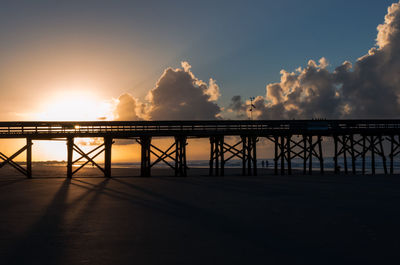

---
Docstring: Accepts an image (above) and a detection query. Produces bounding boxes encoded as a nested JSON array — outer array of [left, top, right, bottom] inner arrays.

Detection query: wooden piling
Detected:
[[308, 136, 313, 175], [253, 137, 257, 176], [274, 136, 278, 175], [140, 136, 151, 177], [343, 136, 348, 175], [242, 136, 247, 176], [303, 135, 307, 175], [362, 135, 366, 175], [318, 136, 323, 174], [371, 136, 375, 175], [334, 135, 338, 174], [209, 137, 214, 176], [67, 137, 74, 178], [104, 136, 112, 178], [350, 134, 356, 175], [26, 138, 32, 178], [390, 135, 394, 175], [280, 136, 285, 175], [220, 136, 224, 176], [379, 136, 387, 175], [287, 135, 292, 175]]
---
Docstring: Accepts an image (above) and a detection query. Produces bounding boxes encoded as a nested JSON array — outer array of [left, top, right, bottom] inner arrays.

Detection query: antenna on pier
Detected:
[[249, 97, 256, 120]]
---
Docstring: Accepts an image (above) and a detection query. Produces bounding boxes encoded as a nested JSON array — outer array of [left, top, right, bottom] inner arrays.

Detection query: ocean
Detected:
[[35, 156, 400, 174]]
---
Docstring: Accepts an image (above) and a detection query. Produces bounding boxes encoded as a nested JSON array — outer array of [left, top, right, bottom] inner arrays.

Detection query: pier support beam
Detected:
[[305, 135, 323, 175], [286, 135, 291, 175], [242, 136, 257, 176], [280, 136, 285, 175], [242, 137, 247, 176], [274, 136, 278, 175], [350, 135, 356, 175], [26, 138, 32, 178], [252, 136, 257, 176], [271, 135, 285, 175], [379, 136, 388, 175], [362, 135, 366, 174], [318, 136, 324, 174], [388, 135, 400, 174], [139, 136, 151, 177], [333, 135, 338, 174], [104, 136, 113, 178], [303, 135, 307, 175], [67, 137, 73, 178], [209, 136, 224, 176], [174, 136, 187, 177], [371, 136, 376, 175]]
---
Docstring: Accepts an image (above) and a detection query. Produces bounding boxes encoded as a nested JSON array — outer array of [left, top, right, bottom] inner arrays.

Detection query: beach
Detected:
[[1, 165, 400, 264]]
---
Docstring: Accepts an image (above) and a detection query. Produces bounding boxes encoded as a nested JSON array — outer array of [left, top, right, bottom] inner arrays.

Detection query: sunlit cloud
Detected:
[[114, 61, 221, 121], [113, 93, 147, 121]]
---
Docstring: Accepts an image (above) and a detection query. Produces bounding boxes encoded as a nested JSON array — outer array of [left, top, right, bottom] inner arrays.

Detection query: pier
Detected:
[[0, 120, 400, 178]]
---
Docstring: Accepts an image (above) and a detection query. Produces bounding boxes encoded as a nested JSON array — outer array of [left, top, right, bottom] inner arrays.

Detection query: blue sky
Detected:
[[0, 0, 396, 117]]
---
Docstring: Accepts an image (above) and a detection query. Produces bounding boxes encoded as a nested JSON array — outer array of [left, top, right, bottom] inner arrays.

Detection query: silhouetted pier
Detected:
[[1, 120, 400, 178]]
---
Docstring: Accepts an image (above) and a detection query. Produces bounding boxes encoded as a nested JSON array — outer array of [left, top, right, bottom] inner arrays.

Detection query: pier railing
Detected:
[[0, 120, 400, 137]]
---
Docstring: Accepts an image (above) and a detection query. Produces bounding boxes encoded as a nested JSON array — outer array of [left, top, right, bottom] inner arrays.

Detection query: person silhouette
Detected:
[[261, 160, 265, 168]]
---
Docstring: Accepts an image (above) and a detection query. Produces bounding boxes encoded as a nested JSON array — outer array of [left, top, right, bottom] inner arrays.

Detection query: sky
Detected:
[[0, 0, 396, 121], [0, 0, 399, 161]]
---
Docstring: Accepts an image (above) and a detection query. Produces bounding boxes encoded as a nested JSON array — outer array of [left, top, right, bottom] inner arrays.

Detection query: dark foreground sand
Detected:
[[1, 166, 400, 265]]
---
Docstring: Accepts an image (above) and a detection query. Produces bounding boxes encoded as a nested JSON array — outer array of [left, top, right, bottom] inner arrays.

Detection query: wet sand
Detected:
[[1, 165, 400, 264]]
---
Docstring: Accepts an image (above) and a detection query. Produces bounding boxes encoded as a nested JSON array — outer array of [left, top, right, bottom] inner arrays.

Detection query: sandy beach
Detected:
[[1, 165, 400, 264]]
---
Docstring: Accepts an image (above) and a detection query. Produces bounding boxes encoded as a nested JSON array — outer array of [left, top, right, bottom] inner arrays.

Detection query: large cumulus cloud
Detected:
[[229, 1, 400, 119], [114, 62, 221, 120], [147, 62, 221, 120]]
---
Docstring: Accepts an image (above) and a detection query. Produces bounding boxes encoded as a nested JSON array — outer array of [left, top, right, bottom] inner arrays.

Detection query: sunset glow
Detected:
[[36, 90, 114, 121]]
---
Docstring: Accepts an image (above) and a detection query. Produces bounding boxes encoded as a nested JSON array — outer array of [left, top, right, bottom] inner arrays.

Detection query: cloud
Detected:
[[147, 61, 221, 120], [376, 2, 400, 49], [228, 58, 341, 119], [204, 78, 221, 102], [113, 61, 221, 121], [228, 95, 247, 118], [229, 1, 400, 119], [113, 93, 145, 121]]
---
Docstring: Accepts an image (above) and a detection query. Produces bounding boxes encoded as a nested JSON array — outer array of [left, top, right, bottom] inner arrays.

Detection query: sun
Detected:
[[36, 89, 114, 121]]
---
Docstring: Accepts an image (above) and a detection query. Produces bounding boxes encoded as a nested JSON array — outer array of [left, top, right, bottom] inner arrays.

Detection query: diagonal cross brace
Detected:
[[0, 141, 32, 177], [150, 142, 176, 169], [0, 152, 28, 176], [73, 143, 105, 164], [70, 140, 114, 177], [0, 144, 28, 168], [223, 141, 244, 161]]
